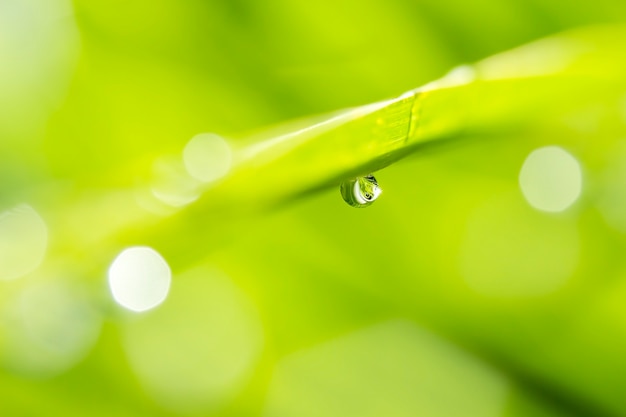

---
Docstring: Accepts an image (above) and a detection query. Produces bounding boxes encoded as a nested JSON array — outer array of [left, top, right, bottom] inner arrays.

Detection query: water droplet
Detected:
[[340, 174, 382, 208]]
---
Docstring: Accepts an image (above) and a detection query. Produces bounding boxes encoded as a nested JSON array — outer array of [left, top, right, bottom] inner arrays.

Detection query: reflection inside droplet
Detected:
[[0, 204, 48, 281], [519, 146, 582, 213], [108, 247, 171, 312], [340, 174, 382, 208], [183, 133, 233, 183]]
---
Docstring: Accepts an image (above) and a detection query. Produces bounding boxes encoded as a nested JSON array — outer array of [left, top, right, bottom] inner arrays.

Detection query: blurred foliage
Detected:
[[2, 0, 626, 416]]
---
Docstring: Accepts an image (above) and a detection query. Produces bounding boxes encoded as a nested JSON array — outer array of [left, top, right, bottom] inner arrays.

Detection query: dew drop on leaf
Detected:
[[340, 174, 382, 208]]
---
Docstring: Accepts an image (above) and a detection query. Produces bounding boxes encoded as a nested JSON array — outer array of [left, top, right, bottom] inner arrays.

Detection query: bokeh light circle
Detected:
[[183, 133, 233, 182], [0, 204, 48, 281], [108, 247, 171, 312], [519, 146, 582, 212], [122, 267, 263, 413], [0, 281, 102, 377]]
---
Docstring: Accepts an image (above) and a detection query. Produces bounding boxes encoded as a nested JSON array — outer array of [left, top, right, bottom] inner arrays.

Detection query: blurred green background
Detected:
[[2, 0, 626, 416]]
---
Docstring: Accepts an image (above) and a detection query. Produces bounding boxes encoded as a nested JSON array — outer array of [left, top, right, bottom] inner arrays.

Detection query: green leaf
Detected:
[[121, 25, 626, 263]]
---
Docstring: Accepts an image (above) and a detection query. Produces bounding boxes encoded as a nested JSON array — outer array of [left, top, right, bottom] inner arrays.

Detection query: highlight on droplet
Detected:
[[108, 246, 171, 312], [0, 204, 48, 281], [519, 146, 582, 212], [183, 133, 233, 182]]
